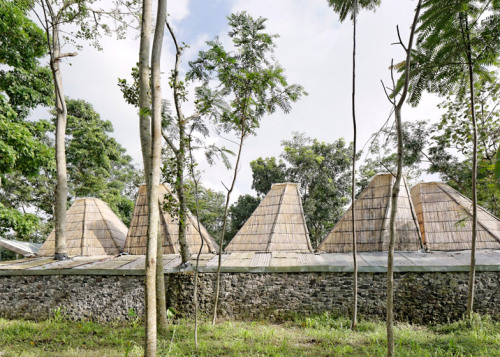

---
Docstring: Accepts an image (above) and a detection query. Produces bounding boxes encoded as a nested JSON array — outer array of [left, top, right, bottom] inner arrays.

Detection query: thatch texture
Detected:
[[124, 184, 218, 255], [37, 198, 127, 257], [317, 173, 423, 253], [411, 182, 500, 250], [225, 183, 313, 252]]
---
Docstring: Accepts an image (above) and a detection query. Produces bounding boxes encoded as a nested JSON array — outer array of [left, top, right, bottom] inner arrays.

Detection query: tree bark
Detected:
[[156, 217, 168, 331], [176, 142, 190, 263], [139, 0, 155, 354], [213, 121, 246, 325], [386, 2, 422, 356], [166, 19, 191, 265], [463, 13, 478, 321], [51, 21, 68, 261], [350, 0, 358, 331], [139, 0, 153, 183], [188, 137, 204, 348], [40, 0, 69, 261]]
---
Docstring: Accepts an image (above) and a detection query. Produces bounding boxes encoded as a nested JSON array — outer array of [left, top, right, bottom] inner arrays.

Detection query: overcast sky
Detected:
[[37, 0, 444, 199]]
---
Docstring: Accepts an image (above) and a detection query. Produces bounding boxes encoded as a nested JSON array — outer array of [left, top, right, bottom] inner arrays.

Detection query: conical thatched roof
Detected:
[[124, 184, 218, 255], [317, 173, 423, 253], [411, 182, 500, 251], [225, 183, 313, 252], [37, 198, 127, 257]]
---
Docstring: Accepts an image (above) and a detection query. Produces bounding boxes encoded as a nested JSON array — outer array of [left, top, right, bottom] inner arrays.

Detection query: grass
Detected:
[[0, 313, 499, 356]]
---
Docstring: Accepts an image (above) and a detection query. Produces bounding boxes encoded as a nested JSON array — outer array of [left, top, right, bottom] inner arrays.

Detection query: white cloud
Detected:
[[193, 0, 444, 197], [35, 0, 444, 200]]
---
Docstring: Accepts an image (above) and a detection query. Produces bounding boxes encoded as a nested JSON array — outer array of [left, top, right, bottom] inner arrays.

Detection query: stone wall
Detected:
[[0, 275, 145, 322], [0, 272, 498, 324]]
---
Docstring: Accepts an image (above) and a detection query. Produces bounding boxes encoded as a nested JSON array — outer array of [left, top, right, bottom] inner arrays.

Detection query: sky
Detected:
[[35, 0, 444, 200]]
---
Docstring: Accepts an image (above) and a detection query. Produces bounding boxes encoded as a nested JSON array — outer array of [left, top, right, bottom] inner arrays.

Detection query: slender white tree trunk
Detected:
[[139, 0, 153, 181], [350, 0, 358, 330], [386, 3, 422, 356], [463, 14, 478, 320], [50, 21, 68, 261], [213, 122, 246, 325], [138, 0, 155, 354], [165, 19, 191, 264], [156, 218, 168, 330]]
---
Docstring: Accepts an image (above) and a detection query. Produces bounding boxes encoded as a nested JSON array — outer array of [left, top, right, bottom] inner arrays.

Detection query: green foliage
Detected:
[[406, 0, 500, 105], [426, 78, 500, 215], [36, 0, 131, 52], [250, 133, 353, 247], [327, 0, 380, 22], [117, 66, 140, 107], [226, 194, 262, 244], [365, 77, 500, 215], [0, 1, 47, 70], [282, 133, 353, 247], [188, 12, 306, 137], [250, 157, 287, 197], [0, 98, 139, 241], [185, 180, 226, 239], [63, 99, 138, 225], [0, 1, 53, 241], [359, 120, 428, 190], [0, 202, 40, 239], [0, 98, 53, 178]]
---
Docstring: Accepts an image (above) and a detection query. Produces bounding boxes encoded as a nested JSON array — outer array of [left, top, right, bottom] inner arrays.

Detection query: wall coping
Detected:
[[0, 250, 499, 275]]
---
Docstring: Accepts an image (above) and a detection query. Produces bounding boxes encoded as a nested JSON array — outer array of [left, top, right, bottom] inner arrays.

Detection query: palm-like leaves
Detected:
[[327, 0, 380, 21], [406, 0, 500, 104]]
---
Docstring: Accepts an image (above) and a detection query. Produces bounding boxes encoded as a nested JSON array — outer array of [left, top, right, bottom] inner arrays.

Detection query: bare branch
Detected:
[[162, 131, 179, 154], [396, 25, 408, 53], [55, 52, 78, 61], [380, 79, 395, 105]]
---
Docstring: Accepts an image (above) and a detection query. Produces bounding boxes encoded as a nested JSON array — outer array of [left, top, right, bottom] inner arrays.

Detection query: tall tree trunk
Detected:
[[176, 139, 190, 264], [213, 122, 246, 325], [386, 2, 422, 356], [139, 0, 153, 182], [188, 136, 204, 348], [39, 0, 75, 261], [51, 21, 68, 261], [139, 0, 154, 354], [350, 0, 358, 330], [156, 218, 168, 331], [166, 19, 190, 265], [463, 13, 478, 320]]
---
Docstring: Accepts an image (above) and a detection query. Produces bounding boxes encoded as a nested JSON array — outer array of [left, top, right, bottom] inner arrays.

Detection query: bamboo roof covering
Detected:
[[2, 250, 500, 274], [317, 173, 423, 253], [0, 238, 41, 257], [123, 184, 218, 255], [411, 182, 500, 251], [37, 198, 127, 257], [225, 183, 313, 253]]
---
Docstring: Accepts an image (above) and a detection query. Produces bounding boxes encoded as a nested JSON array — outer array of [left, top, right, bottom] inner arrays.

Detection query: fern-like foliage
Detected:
[[405, 0, 500, 105]]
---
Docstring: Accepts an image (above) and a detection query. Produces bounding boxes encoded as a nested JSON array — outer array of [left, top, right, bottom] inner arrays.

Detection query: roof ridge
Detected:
[[266, 183, 288, 251]]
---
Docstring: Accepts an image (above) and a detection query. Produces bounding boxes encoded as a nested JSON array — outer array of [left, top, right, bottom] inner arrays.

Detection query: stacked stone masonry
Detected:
[[0, 272, 498, 324]]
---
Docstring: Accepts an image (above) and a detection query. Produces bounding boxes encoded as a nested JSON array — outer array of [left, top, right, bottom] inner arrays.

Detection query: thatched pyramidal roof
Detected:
[[411, 182, 500, 250], [225, 183, 313, 252], [124, 184, 218, 255], [317, 173, 423, 253], [37, 198, 127, 257]]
